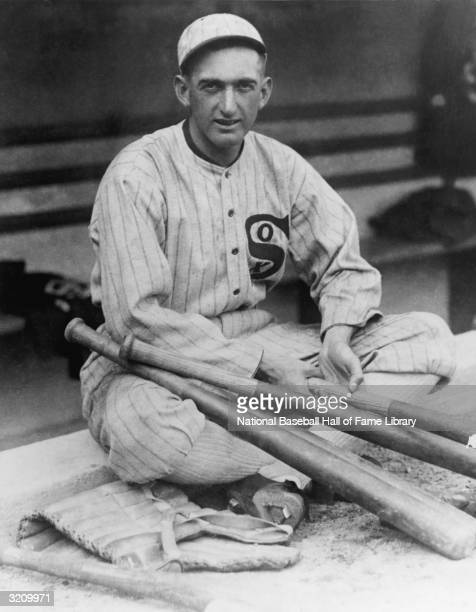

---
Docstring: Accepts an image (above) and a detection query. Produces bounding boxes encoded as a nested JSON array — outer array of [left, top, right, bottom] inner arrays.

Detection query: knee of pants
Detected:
[[406, 311, 454, 344], [403, 311, 456, 377], [100, 374, 205, 484]]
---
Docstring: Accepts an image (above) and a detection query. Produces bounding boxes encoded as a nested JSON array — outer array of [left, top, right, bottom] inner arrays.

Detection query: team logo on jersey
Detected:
[[245, 214, 290, 280]]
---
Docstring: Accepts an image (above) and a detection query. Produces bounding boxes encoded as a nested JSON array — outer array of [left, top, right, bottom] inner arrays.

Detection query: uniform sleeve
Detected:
[[91, 161, 263, 377], [287, 155, 382, 337]]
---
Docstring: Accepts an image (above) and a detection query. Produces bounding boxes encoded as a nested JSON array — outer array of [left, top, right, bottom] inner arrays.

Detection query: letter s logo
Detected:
[[245, 214, 289, 280]]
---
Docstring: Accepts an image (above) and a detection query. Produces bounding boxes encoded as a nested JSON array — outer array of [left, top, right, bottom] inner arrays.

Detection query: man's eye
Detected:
[[203, 83, 219, 92], [237, 83, 254, 92]]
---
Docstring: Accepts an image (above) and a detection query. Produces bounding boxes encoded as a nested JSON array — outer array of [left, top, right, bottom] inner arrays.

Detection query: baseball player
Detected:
[[80, 14, 456, 502]]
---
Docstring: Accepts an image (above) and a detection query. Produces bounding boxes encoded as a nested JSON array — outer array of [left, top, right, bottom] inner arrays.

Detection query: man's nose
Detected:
[[220, 87, 237, 116]]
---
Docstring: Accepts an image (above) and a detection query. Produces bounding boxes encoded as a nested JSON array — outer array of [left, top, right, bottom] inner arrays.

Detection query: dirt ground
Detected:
[[2, 441, 476, 612]]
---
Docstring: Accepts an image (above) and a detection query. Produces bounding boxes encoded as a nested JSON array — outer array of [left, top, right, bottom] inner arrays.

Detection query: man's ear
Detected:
[[258, 76, 273, 110], [174, 74, 190, 108]]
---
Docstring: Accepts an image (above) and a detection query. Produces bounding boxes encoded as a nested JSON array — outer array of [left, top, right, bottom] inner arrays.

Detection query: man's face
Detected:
[[175, 45, 272, 165]]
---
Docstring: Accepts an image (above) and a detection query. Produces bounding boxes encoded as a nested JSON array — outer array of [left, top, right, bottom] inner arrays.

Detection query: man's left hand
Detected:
[[318, 325, 363, 392]]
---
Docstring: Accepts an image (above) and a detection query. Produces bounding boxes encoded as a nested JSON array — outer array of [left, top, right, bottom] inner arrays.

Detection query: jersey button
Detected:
[[224, 170, 231, 178], [228, 209, 235, 217], [233, 288, 240, 296], [231, 248, 239, 255]]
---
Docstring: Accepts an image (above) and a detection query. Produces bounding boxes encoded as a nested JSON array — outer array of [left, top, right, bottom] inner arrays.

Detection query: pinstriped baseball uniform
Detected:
[[80, 120, 456, 484]]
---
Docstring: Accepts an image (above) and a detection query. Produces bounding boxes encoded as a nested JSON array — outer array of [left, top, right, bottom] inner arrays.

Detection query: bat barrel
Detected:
[[389, 399, 470, 444], [337, 387, 472, 445]]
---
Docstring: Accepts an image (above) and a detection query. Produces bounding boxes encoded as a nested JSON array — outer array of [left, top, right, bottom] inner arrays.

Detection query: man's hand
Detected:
[[319, 325, 363, 392], [256, 352, 321, 386]]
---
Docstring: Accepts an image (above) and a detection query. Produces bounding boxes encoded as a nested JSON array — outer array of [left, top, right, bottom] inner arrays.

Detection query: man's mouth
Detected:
[[214, 119, 240, 127]]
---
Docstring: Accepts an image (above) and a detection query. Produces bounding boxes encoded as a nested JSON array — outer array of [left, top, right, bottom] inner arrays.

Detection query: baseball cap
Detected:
[[177, 13, 266, 69]]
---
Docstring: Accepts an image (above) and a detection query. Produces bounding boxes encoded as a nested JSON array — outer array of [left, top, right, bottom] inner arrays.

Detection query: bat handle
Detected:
[[120, 333, 260, 396]]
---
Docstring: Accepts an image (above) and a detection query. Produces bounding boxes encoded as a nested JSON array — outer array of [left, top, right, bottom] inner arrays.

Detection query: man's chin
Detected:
[[210, 133, 244, 152]]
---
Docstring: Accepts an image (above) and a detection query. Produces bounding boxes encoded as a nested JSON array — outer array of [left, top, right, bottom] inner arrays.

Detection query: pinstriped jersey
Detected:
[[88, 121, 382, 378]]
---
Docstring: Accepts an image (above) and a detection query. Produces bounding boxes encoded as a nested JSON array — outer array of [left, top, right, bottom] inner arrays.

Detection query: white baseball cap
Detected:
[[177, 13, 266, 69]]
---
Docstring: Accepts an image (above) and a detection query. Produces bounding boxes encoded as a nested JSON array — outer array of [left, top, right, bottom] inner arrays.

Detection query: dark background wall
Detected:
[[1, 0, 436, 140]]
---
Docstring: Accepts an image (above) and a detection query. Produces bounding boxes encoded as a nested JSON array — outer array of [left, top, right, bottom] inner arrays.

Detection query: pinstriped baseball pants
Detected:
[[80, 311, 456, 485]]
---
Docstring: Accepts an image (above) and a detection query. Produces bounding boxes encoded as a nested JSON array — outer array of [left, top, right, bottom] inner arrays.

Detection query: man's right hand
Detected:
[[256, 352, 321, 386]]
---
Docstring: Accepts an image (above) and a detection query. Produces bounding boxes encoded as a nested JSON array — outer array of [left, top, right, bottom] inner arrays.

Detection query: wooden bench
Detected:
[[0, 97, 428, 234], [1, 97, 476, 329]]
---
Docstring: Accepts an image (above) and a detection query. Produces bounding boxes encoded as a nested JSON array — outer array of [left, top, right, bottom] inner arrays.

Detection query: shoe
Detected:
[[227, 474, 306, 529]]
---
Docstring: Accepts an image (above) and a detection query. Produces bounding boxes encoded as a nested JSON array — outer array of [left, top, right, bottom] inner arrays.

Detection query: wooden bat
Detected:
[[0, 545, 253, 612], [119, 333, 476, 480], [65, 319, 476, 559], [120, 334, 475, 445]]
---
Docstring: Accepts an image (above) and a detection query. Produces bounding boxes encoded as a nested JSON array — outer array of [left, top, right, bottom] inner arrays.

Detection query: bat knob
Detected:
[[64, 317, 85, 343]]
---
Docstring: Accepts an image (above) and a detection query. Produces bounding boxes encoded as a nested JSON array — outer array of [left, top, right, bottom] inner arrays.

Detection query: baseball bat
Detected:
[[120, 334, 474, 445], [0, 545, 254, 612], [65, 319, 476, 559], [119, 333, 476, 479]]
